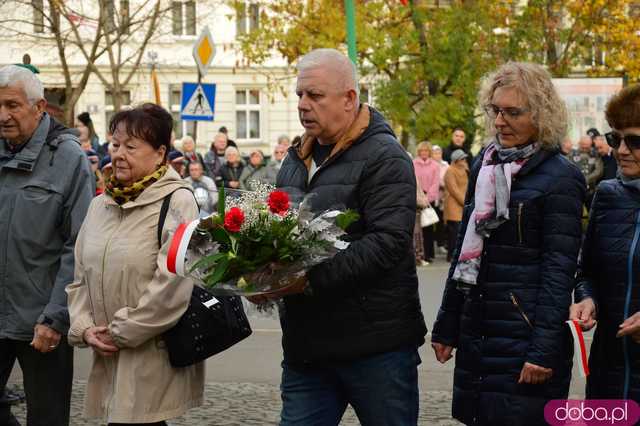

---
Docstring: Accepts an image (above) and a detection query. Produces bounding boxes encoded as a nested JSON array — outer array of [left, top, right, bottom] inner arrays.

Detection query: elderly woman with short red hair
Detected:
[[66, 103, 204, 425]]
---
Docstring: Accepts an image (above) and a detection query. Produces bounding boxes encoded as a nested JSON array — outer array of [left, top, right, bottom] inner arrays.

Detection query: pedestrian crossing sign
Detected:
[[180, 82, 216, 121]]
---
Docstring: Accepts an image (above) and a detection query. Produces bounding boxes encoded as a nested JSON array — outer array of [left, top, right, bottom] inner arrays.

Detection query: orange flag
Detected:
[[151, 67, 161, 106]]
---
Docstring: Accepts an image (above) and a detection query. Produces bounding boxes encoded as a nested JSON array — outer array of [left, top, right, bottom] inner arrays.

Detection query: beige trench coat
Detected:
[[66, 167, 204, 423], [443, 162, 469, 223]]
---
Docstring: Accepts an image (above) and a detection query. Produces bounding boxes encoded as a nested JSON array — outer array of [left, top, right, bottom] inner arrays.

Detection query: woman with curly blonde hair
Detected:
[[432, 62, 586, 425]]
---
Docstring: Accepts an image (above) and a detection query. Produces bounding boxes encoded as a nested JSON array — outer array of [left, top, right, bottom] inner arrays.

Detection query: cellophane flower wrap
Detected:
[[167, 183, 359, 296]]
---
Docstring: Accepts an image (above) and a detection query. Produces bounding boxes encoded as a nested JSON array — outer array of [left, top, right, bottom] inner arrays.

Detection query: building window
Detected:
[[105, 90, 131, 128], [33, 0, 45, 33], [102, 0, 116, 33], [169, 84, 195, 139], [172, 1, 196, 36], [425, 0, 452, 7], [235, 89, 261, 141], [582, 44, 606, 67], [120, 0, 130, 34], [44, 88, 67, 124], [236, 2, 259, 36]]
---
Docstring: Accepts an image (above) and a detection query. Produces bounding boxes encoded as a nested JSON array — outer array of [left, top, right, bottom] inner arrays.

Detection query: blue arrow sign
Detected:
[[181, 82, 216, 121]]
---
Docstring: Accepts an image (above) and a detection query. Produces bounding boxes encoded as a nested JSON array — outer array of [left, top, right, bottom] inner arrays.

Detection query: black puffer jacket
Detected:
[[276, 107, 427, 364], [574, 179, 640, 401], [432, 147, 585, 426]]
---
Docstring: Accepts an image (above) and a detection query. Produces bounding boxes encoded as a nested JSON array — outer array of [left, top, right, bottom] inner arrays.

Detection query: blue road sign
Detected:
[[181, 82, 216, 121]]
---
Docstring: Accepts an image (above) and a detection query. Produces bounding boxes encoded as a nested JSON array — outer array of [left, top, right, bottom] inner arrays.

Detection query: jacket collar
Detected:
[[0, 113, 50, 173], [516, 146, 558, 177], [103, 166, 192, 209], [294, 104, 371, 172]]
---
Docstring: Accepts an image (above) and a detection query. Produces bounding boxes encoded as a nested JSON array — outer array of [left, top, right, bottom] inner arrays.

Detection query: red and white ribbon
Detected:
[[566, 319, 590, 377], [167, 219, 199, 276]]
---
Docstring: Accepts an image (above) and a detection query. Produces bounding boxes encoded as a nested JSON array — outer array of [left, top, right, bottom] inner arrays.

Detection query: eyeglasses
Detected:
[[605, 132, 640, 150], [483, 104, 530, 120]]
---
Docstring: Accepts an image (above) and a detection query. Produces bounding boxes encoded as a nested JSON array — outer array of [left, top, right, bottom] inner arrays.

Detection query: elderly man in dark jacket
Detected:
[[0, 65, 93, 426], [273, 48, 427, 426]]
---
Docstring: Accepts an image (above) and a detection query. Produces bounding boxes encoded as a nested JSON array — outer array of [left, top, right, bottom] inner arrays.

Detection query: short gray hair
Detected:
[[0, 65, 44, 104], [297, 48, 360, 98], [224, 146, 240, 160]]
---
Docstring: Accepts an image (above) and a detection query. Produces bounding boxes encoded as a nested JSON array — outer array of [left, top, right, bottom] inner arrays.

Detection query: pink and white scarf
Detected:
[[452, 141, 539, 287]]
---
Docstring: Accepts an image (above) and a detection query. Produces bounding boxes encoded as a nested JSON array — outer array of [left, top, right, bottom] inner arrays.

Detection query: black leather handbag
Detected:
[[158, 190, 252, 367]]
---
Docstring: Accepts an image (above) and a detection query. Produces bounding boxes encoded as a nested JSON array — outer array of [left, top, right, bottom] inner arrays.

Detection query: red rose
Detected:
[[224, 207, 245, 233], [267, 191, 290, 215]]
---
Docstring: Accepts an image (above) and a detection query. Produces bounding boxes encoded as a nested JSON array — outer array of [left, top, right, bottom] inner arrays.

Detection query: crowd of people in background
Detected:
[[73, 107, 624, 270], [72, 95, 638, 274], [70, 111, 294, 215], [4, 47, 640, 426], [411, 129, 472, 266]]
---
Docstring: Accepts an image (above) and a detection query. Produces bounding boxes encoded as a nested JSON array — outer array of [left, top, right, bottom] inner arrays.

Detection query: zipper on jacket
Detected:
[[623, 210, 640, 399], [308, 149, 348, 189], [103, 208, 125, 422], [100, 207, 124, 324], [509, 292, 534, 330], [517, 202, 524, 244]]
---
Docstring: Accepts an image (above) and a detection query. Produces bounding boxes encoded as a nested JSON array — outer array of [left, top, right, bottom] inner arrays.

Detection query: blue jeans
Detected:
[[280, 346, 420, 426]]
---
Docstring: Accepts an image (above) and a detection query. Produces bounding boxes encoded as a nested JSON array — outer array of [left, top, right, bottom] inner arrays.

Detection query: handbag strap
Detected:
[[157, 188, 198, 247]]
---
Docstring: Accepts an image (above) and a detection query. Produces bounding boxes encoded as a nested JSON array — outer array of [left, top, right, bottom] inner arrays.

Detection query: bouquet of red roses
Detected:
[[167, 183, 358, 296]]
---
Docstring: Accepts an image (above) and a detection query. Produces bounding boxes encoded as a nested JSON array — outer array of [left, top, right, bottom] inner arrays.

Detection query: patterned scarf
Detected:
[[105, 165, 168, 205], [452, 140, 539, 288]]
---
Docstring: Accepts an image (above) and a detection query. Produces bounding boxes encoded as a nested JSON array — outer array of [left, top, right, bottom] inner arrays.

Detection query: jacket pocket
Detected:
[[509, 291, 534, 330], [13, 183, 63, 245]]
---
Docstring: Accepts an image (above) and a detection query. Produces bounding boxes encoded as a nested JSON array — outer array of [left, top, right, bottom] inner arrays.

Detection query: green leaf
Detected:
[[211, 227, 231, 247], [189, 252, 227, 273], [205, 255, 231, 287], [336, 210, 360, 231], [217, 184, 225, 218]]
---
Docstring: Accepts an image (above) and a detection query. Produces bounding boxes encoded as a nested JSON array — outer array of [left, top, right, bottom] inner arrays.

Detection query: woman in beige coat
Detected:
[[66, 104, 204, 425], [443, 149, 469, 262]]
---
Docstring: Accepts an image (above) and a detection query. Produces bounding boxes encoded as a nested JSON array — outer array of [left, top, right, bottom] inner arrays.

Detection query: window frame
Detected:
[[171, 0, 197, 38], [32, 0, 45, 33], [104, 89, 132, 129], [236, 1, 260, 37], [169, 84, 195, 139], [234, 88, 263, 143]]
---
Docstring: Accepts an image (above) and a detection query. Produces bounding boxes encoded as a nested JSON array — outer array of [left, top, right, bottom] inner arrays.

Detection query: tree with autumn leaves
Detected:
[[232, 0, 640, 145], [0, 0, 172, 125]]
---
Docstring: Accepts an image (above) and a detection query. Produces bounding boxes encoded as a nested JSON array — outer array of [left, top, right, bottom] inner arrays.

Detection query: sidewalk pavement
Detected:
[[9, 381, 462, 426], [7, 259, 587, 425]]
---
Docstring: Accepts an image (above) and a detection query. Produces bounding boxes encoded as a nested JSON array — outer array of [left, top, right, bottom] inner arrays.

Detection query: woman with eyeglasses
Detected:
[[571, 84, 640, 402], [431, 62, 585, 426]]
